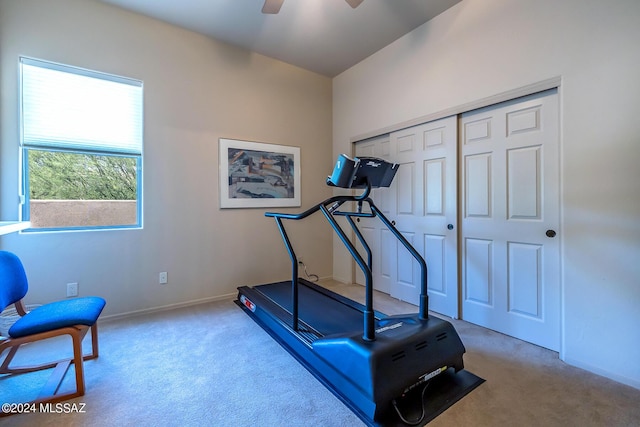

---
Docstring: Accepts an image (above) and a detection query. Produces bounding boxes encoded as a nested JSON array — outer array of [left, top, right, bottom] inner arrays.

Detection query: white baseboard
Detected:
[[326, 275, 350, 285], [564, 356, 640, 390], [99, 277, 341, 323], [100, 293, 236, 323]]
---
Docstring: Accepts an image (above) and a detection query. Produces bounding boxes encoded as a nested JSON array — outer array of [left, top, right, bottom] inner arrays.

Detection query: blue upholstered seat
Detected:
[[9, 296, 106, 338]]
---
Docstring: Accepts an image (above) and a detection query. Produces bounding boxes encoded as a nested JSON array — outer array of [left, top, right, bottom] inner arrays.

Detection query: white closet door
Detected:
[[460, 89, 560, 351], [387, 116, 458, 316], [354, 117, 458, 317]]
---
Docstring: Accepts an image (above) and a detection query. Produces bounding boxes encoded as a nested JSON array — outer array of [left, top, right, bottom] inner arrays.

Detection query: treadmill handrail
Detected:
[[265, 184, 371, 221], [265, 182, 429, 342], [318, 202, 375, 341], [332, 200, 429, 321]]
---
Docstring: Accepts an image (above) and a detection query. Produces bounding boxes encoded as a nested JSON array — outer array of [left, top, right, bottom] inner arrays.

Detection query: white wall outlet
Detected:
[[159, 272, 168, 284], [67, 282, 78, 297]]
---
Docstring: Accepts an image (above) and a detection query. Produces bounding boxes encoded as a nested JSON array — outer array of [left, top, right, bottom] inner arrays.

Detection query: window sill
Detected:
[[0, 221, 31, 236]]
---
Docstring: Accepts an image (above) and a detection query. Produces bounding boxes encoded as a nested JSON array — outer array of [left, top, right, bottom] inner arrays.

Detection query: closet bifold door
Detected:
[[356, 116, 458, 318], [459, 89, 560, 351]]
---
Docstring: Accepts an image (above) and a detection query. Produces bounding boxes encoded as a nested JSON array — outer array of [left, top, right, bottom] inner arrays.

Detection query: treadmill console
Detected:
[[327, 154, 399, 189]]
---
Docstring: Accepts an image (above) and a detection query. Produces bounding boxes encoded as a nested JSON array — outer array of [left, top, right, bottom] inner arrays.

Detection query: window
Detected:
[[20, 57, 143, 231]]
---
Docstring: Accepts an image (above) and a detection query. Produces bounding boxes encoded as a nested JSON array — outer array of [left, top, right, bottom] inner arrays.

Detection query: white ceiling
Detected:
[[97, 0, 462, 77]]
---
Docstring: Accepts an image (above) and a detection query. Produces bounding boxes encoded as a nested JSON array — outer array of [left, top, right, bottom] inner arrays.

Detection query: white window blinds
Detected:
[[21, 57, 143, 155]]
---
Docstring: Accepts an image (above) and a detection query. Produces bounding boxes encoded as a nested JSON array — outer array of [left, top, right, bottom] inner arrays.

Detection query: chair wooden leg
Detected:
[[84, 322, 100, 361], [0, 344, 21, 372], [37, 359, 72, 400], [72, 327, 86, 397], [33, 328, 86, 405], [0, 323, 98, 413]]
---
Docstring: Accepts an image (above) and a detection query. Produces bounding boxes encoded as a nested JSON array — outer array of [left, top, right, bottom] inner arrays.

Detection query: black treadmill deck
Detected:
[[253, 279, 384, 337]]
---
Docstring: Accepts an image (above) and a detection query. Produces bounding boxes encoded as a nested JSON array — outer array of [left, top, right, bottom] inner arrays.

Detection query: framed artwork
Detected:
[[219, 138, 301, 208]]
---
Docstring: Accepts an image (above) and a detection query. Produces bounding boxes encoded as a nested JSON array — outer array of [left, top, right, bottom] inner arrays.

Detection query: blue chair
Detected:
[[0, 251, 106, 410]]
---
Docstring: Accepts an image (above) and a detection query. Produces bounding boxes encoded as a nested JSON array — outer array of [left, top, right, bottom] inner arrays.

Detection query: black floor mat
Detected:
[[376, 369, 485, 426]]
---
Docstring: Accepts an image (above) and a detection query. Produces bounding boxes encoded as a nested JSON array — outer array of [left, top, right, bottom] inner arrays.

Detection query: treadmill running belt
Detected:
[[255, 281, 367, 336]]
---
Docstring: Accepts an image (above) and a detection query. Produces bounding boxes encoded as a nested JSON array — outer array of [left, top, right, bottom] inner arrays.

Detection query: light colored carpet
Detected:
[[1, 281, 639, 426]]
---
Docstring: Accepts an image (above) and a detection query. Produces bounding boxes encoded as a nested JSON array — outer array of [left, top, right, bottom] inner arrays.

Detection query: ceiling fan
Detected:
[[262, 0, 364, 14]]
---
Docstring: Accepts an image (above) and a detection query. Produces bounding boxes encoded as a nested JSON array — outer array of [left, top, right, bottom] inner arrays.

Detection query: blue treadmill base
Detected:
[[236, 279, 484, 426]]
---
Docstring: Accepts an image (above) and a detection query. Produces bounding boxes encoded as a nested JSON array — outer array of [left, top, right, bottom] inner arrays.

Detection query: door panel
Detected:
[[424, 234, 446, 294], [396, 162, 415, 215], [465, 153, 492, 217], [464, 238, 493, 305], [396, 231, 417, 302], [507, 242, 542, 317], [378, 229, 393, 294], [425, 159, 445, 215], [507, 146, 541, 219]]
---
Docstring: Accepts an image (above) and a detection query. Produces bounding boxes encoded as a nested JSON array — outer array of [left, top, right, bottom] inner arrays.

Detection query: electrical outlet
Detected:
[[67, 282, 78, 297], [159, 272, 168, 284]]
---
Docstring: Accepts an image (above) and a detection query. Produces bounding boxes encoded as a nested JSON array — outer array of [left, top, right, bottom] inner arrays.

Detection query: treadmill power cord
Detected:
[[298, 260, 319, 282], [392, 381, 430, 426]]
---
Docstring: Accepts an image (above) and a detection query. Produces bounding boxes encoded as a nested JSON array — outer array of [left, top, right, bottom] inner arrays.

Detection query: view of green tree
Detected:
[[28, 150, 137, 200]]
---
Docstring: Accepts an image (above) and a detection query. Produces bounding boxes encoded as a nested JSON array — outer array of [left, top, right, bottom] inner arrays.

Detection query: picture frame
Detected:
[[219, 138, 301, 209]]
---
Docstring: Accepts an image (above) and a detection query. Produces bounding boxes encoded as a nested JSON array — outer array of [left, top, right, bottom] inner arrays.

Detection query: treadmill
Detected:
[[236, 155, 480, 426]]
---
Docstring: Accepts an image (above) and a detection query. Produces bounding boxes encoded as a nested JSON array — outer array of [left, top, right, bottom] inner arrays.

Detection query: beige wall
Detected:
[[333, 0, 640, 388], [0, 0, 334, 316]]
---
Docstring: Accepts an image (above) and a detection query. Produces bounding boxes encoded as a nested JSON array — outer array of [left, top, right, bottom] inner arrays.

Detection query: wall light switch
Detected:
[[159, 272, 168, 284]]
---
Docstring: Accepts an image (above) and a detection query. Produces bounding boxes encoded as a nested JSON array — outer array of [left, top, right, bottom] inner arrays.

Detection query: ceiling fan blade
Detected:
[[262, 0, 284, 14], [345, 0, 364, 8]]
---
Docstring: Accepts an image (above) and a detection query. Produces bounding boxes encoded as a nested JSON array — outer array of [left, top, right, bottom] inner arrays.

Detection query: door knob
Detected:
[[447, 224, 454, 230], [546, 229, 557, 238]]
